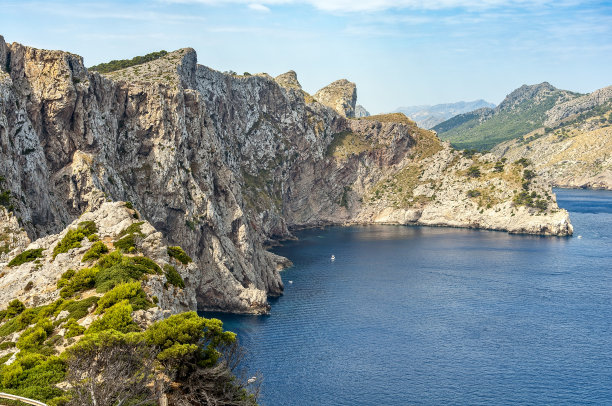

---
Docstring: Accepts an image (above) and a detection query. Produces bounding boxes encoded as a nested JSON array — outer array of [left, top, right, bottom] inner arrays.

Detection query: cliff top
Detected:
[[102, 47, 196, 86], [314, 78, 357, 118], [275, 70, 302, 90]]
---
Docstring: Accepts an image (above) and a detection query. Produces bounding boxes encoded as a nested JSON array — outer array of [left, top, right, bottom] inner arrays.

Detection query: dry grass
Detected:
[[326, 131, 380, 159], [367, 164, 432, 208]]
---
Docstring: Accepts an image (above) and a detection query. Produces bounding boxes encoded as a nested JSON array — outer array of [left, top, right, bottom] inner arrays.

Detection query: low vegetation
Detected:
[[167, 246, 192, 265], [89, 50, 168, 73], [81, 241, 108, 262], [434, 89, 577, 150], [164, 264, 185, 289], [8, 248, 44, 267], [53, 221, 98, 259], [0, 235, 256, 405], [326, 131, 376, 159]]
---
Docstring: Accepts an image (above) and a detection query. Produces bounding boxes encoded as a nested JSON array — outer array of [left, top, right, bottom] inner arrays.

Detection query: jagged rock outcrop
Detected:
[[0, 209, 30, 264], [0, 37, 573, 314], [544, 85, 612, 127], [275, 70, 301, 90], [314, 79, 357, 118], [354, 104, 370, 118]]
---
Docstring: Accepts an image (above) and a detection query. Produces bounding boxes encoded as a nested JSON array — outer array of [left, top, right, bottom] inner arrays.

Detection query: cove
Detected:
[[202, 188, 612, 405]]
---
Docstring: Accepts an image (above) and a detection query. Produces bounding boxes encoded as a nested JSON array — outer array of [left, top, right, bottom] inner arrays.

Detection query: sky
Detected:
[[1, 0, 611, 113]]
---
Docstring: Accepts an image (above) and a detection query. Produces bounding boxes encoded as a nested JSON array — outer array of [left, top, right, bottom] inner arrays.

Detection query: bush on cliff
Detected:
[[8, 248, 44, 267], [88, 50, 168, 73], [167, 246, 192, 265], [53, 221, 98, 259]]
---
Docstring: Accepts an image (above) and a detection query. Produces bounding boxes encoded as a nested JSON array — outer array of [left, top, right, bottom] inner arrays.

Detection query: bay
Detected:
[[203, 189, 612, 405]]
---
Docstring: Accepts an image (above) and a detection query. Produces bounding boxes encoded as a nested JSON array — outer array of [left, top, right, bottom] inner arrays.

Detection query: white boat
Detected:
[[331, 255, 335, 261], [288, 280, 293, 284]]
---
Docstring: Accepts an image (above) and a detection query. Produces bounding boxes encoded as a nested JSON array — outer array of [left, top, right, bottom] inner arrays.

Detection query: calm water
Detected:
[[203, 189, 612, 405]]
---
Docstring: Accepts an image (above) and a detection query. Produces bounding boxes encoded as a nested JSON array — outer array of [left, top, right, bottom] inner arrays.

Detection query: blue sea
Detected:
[[203, 189, 612, 405]]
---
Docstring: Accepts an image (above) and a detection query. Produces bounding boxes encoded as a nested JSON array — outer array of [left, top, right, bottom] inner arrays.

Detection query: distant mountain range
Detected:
[[394, 100, 495, 129], [432, 82, 582, 150]]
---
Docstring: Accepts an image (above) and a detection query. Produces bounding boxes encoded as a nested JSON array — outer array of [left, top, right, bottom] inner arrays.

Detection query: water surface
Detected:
[[204, 189, 612, 405]]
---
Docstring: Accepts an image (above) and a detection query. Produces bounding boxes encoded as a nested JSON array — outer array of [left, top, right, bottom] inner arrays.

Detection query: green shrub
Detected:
[[4, 299, 25, 319], [493, 161, 505, 172], [130, 256, 161, 274], [16, 320, 52, 351], [82, 241, 109, 262], [114, 234, 137, 252], [86, 301, 139, 334], [87, 234, 100, 242], [8, 248, 44, 267], [144, 312, 235, 366], [53, 222, 98, 259], [57, 297, 99, 321], [515, 157, 531, 167], [117, 222, 144, 239], [64, 319, 85, 338], [523, 169, 535, 180], [0, 352, 13, 365], [0, 354, 66, 403], [58, 267, 98, 298], [92, 252, 161, 293], [0, 341, 15, 350], [164, 264, 185, 289], [96, 282, 152, 314], [467, 190, 481, 198], [462, 149, 478, 158], [467, 166, 481, 178], [167, 246, 192, 265], [88, 50, 168, 73]]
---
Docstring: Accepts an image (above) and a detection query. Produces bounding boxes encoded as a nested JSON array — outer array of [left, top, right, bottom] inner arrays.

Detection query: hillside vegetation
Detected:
[[433, 83, 581, 151], [493, 101, 612, 189]]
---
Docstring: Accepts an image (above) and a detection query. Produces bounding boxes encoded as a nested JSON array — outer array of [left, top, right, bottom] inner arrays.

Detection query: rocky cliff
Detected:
[[0, 36, 572, 315]]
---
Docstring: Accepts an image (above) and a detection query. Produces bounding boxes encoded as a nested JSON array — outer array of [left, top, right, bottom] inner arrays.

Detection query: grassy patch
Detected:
[[326, 131, 377, 159]]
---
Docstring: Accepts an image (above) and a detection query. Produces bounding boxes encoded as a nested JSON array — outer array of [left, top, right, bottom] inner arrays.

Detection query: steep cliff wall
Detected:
[[0, 36, 573, 314]]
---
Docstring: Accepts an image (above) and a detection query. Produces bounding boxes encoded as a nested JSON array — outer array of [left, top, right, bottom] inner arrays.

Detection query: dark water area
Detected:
[[202, 189, 612, 405]]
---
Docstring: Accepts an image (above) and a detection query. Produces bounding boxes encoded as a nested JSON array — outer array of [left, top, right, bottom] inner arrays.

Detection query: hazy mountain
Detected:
[[394, 100, 495, 129]]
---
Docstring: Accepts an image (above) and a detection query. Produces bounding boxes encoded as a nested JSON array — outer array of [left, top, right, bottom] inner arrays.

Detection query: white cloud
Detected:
[[248, 3, 271, 11], [160, 0, 587, 12]]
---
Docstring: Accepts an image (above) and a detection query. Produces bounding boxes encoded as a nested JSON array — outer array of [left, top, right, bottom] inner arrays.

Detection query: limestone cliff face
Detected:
[[0, 36, 573, 314]]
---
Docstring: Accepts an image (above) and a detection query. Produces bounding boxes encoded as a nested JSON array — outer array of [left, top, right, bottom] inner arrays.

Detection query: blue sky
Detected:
[[1, 0, 610, 113]]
